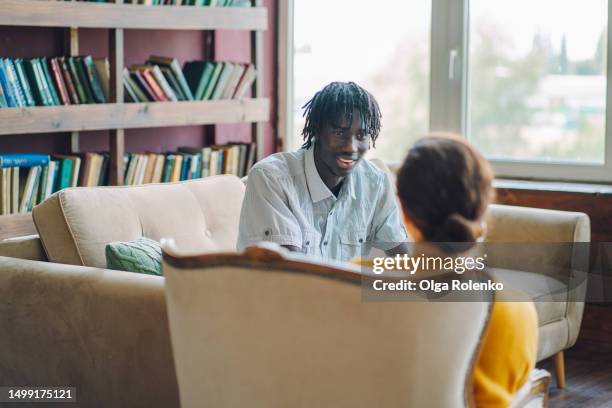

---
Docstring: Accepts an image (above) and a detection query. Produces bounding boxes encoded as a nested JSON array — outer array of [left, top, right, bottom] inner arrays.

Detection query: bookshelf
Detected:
[[0, 0, 269, 187]]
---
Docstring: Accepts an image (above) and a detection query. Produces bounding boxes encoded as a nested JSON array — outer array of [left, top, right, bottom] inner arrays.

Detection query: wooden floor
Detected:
[[542, 340, 612, 407]]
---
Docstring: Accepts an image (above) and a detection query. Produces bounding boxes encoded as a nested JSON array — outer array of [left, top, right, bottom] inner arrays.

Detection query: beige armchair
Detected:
[[485, 204, 590, 388], [162, 243, 549, 408]]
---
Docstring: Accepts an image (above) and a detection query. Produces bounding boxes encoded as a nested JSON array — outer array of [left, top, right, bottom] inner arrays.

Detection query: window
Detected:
[[469, 0, 607, 164], [288, 0, 431, 163], [283, 0, 612, 182]]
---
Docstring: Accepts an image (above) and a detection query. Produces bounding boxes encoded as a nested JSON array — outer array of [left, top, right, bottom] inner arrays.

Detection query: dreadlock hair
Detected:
[[301, 81, 382, 149]]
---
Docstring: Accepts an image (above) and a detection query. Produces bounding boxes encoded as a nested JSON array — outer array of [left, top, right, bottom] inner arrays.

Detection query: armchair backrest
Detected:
[[162, 245, 492, 408]]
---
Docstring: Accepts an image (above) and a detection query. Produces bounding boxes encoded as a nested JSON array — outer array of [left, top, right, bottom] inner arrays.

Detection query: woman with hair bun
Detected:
[[396, 134, 538, 407]]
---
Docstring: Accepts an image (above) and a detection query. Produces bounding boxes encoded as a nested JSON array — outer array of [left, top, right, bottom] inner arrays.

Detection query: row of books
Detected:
[[0, 154, 102, 215], [65, 0, 250, 5], [123, 143, 255, 185], [0, 56, 108, 108], [123, 57, 256, 103], [0, 144, 255, 214]]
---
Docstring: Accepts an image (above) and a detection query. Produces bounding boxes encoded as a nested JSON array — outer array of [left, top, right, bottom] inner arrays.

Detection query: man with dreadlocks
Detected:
[[237, 81, 408, 261]]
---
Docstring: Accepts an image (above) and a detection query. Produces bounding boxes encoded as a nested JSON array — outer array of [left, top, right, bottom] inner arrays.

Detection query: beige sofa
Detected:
[[0, 175, 589, 407]]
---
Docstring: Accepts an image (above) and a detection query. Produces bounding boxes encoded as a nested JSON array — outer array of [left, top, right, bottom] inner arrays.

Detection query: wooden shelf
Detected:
[[0, 98, 270, 135], [0, 0, 267, 31]]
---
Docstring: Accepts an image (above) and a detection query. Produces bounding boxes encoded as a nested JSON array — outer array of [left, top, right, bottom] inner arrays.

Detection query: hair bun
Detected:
[[441, 213, 480, 243]]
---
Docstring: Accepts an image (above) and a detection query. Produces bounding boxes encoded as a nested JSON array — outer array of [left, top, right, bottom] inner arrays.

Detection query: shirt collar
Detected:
[[304, 146, 357, 203]]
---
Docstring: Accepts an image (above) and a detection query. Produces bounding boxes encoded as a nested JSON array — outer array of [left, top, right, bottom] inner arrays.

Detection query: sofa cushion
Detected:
[[106, 236, 162, 275], [32, 175, 245, 268]]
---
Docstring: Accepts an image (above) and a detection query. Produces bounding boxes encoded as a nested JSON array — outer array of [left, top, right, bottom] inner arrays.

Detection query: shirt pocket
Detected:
[[301, 230, 321, 255], [339, 229, 367, 261]]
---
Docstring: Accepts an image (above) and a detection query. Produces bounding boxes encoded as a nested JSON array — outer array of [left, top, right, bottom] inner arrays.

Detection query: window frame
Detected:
[[282, 0, 612, 183]]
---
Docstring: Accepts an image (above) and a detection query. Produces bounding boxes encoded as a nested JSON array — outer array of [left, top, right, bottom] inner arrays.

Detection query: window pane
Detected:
[[468, 0, 607, 164], [293, 0, 431, 163]]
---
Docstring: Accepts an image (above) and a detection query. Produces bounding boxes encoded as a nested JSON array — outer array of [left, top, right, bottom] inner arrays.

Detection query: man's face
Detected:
[[315, 111, 370, 178]]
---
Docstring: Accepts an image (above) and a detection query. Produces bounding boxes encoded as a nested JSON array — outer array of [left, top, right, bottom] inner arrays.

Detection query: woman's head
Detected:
[[397, 134, 494, 253]]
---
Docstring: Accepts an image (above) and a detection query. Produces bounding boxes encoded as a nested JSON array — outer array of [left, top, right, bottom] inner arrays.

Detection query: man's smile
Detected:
[[336, 156, 358, 169]]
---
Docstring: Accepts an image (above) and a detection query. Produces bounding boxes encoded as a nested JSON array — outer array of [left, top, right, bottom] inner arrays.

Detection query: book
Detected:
[[67, 57, 88, 104], [150, 65, 178, 102], [33, 59, 55, 106], [123, 74, 140, 103], [151, 155, 165, 183], [49, 58, 71, 105], [13, 59, 36, 107], [94, 58, 110, 102], [19, 166, 40, 214], [233, 63, 257, 99], [53, 156, 75, 191], [0, 168, 10, 215], [10, 167, 19, 214], [123, 68, 150, 102], [0, 59, 18, 107], [201, 61, 224, 100], [147, 55, 194, 100], [170, 154, 183, 182], [39, 58, 61, 106], [59, 57, 80, 104], [136, 67, 169, 101], [0, 73, 7, 108], [142, 153, 157, 184], [130, 69, 159, 101], [3, 59, 27, 107], [210, 62, 234, 100], [222, 63, 246, 99], [162, 154, 175, 182], [74, 57, 97, 104], [160, 67, 186, 101], [183, 61, 214, 100], [0, 154, 50, 168], [82, 56, 107, 103], [28, 166, 43, 210]]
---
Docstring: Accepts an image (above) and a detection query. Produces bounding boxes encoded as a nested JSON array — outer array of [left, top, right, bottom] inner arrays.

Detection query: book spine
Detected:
[[33, 59, 54, 106], [151, 65, 178, 102], [74, 57, 96, 103], [13, 59, 36, 107], [171, 60, 194, 100], [140, 69, 168, 101], [0, 60, 18, 107], [3, 59, 27, 107], [82, 56, 106, 103], [131, 70, 158, 101], [0, 154, 50, 168], [59, 57, 80, 104], [50, 58, 71, 105], [39, 58, 61, 106], [67, 57, 88, 104]]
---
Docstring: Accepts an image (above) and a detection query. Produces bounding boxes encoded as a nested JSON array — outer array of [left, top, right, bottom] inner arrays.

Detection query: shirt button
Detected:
[[329, 210, 334, 215], [205, 230, 212, 238], [305, 241, 310, 246], [264, 229, 271, 237], [359, 238, 363, 243], [323, 241, 328, 246]]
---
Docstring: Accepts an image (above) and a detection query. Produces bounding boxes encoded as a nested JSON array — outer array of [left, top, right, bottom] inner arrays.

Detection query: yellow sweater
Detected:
[[473, 295, 538, 408]]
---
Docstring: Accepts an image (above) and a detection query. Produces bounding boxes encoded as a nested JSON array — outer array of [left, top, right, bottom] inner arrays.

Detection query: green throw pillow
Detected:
[[105, 236, 162, 276]]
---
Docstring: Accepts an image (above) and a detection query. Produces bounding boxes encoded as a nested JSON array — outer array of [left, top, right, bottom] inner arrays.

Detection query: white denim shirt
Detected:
[[237, 147, 408, 262]]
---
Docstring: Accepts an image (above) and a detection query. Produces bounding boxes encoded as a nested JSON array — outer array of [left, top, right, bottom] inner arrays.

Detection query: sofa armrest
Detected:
[[0, 235, 47, 261], [0, 256, 179, 408]]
